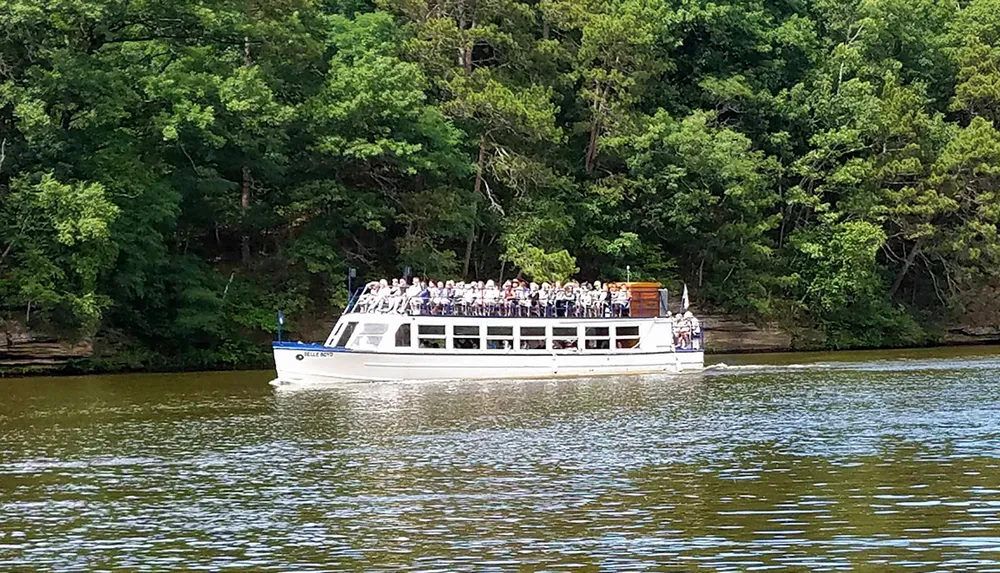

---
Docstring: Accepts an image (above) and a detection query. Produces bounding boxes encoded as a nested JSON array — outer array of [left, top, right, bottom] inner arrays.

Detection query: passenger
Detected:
[[685, 310, 701, 349], [503, 279, 517, 316], [578, 284, 593, 317], [554, 281, 567, 317], [528, 282, 540, 316], [405, 277, 421, 314], [372, 279, 390, 312], [354, 282, 373, 313], [609, 284, 624, 317], [677, 312, 691, 349], [455, 282, 469, 314], [538, 282, 552, 317], [484, 280, 499, 316], [428, 281, 441, 314], [474, 281, 486, 315], [619, 285, 632, 317], [418, 280, 431, 314], [508, 280, 521, 316], [562, 283, 576, 317], [441, 280, 455, 315]]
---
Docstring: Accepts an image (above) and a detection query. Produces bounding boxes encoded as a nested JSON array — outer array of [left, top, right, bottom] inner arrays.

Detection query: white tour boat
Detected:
[[271, 282, 703, 385]]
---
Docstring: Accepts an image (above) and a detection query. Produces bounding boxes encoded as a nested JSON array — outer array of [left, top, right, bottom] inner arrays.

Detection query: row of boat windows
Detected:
[[335, 322, 642, 350]]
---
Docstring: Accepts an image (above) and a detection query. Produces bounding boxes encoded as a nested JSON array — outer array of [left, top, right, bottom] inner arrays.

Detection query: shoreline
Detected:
[[5, 340, 1000, 379]]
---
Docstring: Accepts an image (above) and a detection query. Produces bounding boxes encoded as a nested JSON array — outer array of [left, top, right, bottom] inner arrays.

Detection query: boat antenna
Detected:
[[626, 265, 631, 283]]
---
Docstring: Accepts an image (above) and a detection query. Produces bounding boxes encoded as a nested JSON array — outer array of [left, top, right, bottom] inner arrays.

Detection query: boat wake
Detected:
[[707, 355, 1000, 375]]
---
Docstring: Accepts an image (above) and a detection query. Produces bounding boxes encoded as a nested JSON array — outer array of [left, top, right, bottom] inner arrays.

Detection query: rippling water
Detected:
[[2, 348, 1000, 571]]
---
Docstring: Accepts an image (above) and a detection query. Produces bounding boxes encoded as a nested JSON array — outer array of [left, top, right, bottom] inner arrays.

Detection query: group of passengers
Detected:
[[670, 311, 702, 350], [354, 277, 633, 318]]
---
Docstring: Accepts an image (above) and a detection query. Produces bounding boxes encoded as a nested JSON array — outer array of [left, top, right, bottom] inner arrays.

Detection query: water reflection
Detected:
[[1, 355, 1000, 570]]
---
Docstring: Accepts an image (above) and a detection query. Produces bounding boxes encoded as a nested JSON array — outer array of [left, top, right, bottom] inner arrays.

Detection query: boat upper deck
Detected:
[[347, 281, 670, 319]]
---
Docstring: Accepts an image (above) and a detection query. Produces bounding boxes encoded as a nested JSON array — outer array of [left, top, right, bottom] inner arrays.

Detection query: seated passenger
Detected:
[[372, 279, 390, 312], [354, 282, 375, 313], [405, 277, 421, 315]]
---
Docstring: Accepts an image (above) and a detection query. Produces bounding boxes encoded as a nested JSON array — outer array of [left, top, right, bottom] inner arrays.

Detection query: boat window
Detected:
[[552, 326, 578, 351], [586, 338, 611, 350], [360, 323, 388, 334], [395, 324, 411, 347], [354, 323, 388, 349], [519, 325, 547, 350], [615, 325, 640, 349], [454, 336, 480, 349], [418, 324, 446, 349], [335, 322, 357, 347], [584, 325, 609, 350], [616, 326, 639, 337], [486, 338, 513, 350], [585, 326, 609, 337], [486, 325, 514, 350], [453, 325, 480, 350]]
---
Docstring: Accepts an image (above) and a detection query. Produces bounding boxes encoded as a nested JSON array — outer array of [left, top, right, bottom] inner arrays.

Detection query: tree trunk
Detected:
[[889, 238, 923, 298], [584, 84, 605, 173], [240, 35, 253, 266], [241, 165, 251, 265], [584, 117, 600, 173], [463, 139, 487, 278]]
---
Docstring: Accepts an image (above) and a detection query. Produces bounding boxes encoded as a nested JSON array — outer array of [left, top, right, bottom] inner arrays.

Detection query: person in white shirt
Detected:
[[538, 283, 551, 317], [684, 311, 701, 349], [484, 280, 499, 315], [405, 277, 421, 315], [594, 282, 609, 317], [461, 282, 476, 315], [577, 285, 592, 317]]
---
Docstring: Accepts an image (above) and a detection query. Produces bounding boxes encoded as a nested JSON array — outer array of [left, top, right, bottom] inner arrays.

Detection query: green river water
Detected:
[[2, 347, 1000, 571]]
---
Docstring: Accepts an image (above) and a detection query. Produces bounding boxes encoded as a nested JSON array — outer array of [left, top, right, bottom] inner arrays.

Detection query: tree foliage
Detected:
[[2, 0, 999, 365]]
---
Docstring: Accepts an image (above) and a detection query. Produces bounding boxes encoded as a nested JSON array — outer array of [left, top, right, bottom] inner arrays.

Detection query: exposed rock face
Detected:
[[700, 313, 793, 353], [943, 325, 1000, 346], [0, 319, 92, 372]]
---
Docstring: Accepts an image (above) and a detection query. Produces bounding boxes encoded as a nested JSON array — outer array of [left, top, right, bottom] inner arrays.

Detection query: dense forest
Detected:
[[2, 0, 1000, 369]]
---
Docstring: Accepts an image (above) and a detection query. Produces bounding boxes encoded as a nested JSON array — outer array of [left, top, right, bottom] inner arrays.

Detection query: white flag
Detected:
[[681, 284, 689, 311]]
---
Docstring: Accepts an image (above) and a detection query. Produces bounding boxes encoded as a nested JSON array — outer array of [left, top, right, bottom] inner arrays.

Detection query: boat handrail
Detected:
[[350, 295, 635, 319], [345, 285, 369, 314]]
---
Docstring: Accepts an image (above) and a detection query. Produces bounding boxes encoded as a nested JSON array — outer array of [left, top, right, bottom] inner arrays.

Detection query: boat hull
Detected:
[[272, 342, 704, 385]]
